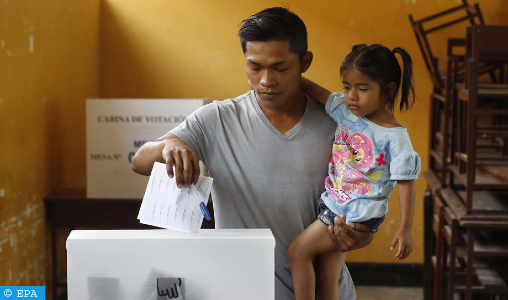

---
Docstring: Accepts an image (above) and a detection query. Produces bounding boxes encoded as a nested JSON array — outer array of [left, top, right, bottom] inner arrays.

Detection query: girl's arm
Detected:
[[390, 180, 415, 259], [301, 77, 332, 105]]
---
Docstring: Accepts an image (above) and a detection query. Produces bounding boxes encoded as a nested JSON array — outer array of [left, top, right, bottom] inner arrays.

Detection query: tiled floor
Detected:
[[356, 286, 424, 300]]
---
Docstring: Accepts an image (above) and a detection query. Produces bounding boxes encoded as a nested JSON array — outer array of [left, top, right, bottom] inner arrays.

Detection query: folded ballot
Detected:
[[138, 162, 213, 232]]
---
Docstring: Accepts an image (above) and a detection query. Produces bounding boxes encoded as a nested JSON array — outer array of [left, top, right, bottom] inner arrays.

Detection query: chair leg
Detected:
[[433, 209, 444, 300], [447, 219, 458, 300], [465, 228, 474, 300]]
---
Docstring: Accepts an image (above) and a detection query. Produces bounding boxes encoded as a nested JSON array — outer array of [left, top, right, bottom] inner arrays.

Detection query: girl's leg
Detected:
[[316, 248, 346, 300], [288, 220, 341, 300]]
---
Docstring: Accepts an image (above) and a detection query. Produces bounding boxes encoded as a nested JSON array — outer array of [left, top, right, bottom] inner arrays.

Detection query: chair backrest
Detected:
[[472, 25, 508, 63], [409, 0, 485, 90]]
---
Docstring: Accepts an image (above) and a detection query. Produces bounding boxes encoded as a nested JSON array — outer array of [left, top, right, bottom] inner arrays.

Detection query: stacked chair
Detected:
[[410, 2, 508, 300]]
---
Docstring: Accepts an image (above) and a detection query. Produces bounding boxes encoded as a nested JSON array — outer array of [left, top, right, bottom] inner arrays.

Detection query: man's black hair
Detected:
[[238, 7, 308, 60]]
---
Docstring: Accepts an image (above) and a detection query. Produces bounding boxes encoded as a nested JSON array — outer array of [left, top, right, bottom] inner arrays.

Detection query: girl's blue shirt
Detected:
[[320, 92, 421, 223]]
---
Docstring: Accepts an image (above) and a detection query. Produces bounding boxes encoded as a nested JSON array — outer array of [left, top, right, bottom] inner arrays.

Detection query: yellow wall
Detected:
[[99, 0, 507, 264], [1, 0, 507, 288], [0, 0, 100, 287]]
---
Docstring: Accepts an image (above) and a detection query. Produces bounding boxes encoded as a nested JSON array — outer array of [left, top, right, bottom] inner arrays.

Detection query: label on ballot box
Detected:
[[86, 99, 206, 199], [67, 229, 275, 300], [157, 278, 184, 300]]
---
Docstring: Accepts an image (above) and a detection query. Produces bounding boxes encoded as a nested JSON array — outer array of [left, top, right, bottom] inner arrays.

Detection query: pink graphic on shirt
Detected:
[[326, 125, 374, 204]]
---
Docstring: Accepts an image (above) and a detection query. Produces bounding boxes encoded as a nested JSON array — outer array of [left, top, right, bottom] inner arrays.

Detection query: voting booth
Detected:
[[86, 99, 207, 199], [67, 229, 275, 300]]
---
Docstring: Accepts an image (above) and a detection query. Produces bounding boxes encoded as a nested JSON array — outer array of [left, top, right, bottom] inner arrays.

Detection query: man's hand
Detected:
[[162, 135, 200, 188], [131, 133, 200, 187], [390, 227, 412, 259], [327, 215, 373, 252]]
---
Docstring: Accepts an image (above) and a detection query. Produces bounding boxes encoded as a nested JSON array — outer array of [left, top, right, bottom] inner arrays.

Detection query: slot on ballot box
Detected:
[[67, 229, 275, 300]]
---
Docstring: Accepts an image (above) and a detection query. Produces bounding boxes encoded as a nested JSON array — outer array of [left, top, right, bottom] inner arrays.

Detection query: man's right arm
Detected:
[[132, 133, 200, 188]]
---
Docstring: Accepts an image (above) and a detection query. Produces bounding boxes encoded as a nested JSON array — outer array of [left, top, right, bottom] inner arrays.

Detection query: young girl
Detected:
[[288, 44, 421, 300]]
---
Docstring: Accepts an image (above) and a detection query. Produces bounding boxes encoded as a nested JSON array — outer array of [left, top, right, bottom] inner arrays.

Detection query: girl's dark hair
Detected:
[[340, 44, 416, 112], [238, 7, 308, 60]]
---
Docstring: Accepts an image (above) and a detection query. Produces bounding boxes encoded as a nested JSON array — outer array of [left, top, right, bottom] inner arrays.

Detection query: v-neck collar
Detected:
[[250, 91, 310, 139]]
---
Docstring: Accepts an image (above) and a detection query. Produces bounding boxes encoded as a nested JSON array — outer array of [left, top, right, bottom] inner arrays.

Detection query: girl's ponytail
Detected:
[[392, 47, 415, 111]]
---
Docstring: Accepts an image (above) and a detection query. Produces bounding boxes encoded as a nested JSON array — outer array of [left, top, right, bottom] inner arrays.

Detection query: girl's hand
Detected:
[[390, 227, 412, 259]]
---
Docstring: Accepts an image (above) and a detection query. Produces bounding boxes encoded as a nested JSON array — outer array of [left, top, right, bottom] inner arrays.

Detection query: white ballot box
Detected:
[[67, 229, 275, 300]]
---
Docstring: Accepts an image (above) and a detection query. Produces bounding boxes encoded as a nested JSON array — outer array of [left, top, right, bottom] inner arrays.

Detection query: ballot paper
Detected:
[[138, 162, 213, 232]]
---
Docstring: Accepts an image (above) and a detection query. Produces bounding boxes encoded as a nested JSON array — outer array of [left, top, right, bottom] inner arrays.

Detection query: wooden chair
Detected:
[[410, 1, 486, 187], [409, 0, 484, 92], [450, 25, 508, 213], [443, 205, 460, 300], [432, 193, 446, 300], [424, 189, 433, 300], [429, 47, 462, 187], [437, 188, 508, 300]]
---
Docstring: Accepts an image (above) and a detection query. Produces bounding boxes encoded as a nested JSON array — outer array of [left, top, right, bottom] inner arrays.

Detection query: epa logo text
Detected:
[[1, 286, 44, 299], [15, 290, 38, 297]]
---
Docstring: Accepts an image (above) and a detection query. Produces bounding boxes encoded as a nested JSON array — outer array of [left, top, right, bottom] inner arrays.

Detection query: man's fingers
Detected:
[[173, 154, 184, 188], [332, 217, 345, 251], [178, 148, 200, 187], [168, 148, 201, 188], [339, 214, 347, 223], [349, 222, 370, 233], [339, 233, 354, 252], [332, 217, 340, 235], [165, 153, 174, 178], [335, 216, 355, 252], [328, 225, 338, 245], [161, 136, 200, 188], [181, 149, 194, 187], [335, 215, 347, 230], [334, 216, 347, 235], [191, 153, 200, 184]]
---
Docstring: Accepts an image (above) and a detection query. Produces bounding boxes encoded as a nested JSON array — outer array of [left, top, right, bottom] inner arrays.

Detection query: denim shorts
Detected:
[[317, 198, 385, 233]]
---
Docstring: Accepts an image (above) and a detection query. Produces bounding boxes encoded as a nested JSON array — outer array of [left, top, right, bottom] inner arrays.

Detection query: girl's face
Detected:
[[341, 68, 389, 119]]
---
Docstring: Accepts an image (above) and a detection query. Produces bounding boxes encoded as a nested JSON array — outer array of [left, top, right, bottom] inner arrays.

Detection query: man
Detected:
[[132, 7, 372, 300]]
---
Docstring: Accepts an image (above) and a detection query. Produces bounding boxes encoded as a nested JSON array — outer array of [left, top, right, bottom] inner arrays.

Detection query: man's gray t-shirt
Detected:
[[170, 90, 356, 300]]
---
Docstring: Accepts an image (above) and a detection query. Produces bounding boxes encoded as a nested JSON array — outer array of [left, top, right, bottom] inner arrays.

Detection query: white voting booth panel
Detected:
[[67, 229, 275, 300], [86, 99, 206, 199]]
